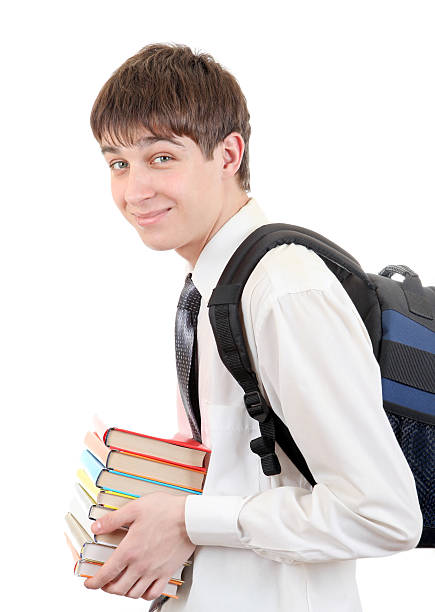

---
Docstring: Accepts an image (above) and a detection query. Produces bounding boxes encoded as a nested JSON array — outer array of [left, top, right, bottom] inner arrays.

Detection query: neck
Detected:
[[177, 191, 251, 269]]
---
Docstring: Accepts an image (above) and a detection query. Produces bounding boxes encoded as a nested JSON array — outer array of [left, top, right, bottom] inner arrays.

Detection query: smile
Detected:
[[135, 208, 172, 226]]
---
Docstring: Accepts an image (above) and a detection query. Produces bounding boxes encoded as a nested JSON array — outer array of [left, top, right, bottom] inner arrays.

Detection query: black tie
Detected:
[[175, 273, 202, 442]]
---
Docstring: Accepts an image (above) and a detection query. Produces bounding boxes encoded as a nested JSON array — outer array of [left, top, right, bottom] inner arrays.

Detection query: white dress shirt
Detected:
[[162, 198, 422, 612]]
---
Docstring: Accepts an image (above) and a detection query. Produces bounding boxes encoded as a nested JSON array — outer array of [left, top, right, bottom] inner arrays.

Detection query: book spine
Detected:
[[80, 450, 105, 484], [103, 427, 114, 445]]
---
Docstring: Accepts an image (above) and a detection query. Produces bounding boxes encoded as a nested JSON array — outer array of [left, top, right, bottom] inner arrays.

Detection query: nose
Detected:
[[124, 165, 156, 207]]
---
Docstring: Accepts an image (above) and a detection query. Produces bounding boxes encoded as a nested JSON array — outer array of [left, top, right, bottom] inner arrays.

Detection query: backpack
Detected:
[[207, 223, 435, 549]]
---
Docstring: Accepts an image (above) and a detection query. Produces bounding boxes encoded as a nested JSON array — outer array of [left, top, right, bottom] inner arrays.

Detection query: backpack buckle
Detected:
[[250, 436, 281, 475], [260, 453, 282, 476], [244, 391, 270, 423]]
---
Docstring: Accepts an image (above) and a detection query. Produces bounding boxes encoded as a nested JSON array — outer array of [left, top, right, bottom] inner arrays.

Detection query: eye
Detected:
[[152, 155, 173, 164], [109, 161, 128, 171]]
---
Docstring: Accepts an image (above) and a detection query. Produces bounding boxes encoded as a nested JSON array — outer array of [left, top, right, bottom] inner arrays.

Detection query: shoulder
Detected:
[[240, 242, 373, 351], [243, 242, 337, 303], [240, 242, 340, 331]]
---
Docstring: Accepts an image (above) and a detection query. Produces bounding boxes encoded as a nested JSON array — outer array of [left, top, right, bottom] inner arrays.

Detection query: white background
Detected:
[[1, 1, 433, 610]]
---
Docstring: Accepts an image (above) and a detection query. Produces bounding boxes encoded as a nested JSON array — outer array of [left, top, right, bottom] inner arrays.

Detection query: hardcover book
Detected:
[[104, 428, 211, 469], [96, 468, 203, 498], [67, 420, 211, 601]]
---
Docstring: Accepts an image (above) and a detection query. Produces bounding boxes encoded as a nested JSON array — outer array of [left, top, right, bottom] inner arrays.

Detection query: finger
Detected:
[[91, 499, 138, 535], [84, 551, 127, 590], [100, 567, 144, 597], [142, 577, 170, 601], [125, 575, 154, 599], [84, 525, 141, 590]]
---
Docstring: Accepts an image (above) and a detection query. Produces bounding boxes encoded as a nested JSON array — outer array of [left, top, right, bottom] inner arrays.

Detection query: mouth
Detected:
[[134, 208, 172, 226]]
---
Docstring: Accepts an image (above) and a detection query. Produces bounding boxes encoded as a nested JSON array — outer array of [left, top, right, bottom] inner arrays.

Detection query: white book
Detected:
[[68, 483, 95, 537], [64, 512, 92, 552]]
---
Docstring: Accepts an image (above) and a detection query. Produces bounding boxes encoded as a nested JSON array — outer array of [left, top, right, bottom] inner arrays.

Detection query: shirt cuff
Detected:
[[185, 494, 247, 547]]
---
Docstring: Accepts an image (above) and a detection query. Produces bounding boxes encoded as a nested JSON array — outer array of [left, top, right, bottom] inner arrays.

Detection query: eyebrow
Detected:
[[100, 136, 186, 155]]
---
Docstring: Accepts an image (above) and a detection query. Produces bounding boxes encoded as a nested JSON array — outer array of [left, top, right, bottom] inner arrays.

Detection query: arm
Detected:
[[185, 280, 423, 563], [82, 385, 197, 601]]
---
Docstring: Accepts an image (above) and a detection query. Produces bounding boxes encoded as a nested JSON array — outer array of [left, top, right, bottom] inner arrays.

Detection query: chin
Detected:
[[146, 243, 175, 252], [137, 234, 177, 253]]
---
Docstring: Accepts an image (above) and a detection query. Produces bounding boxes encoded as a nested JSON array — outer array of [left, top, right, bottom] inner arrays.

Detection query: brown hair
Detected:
[[90, 42, 251, 192]]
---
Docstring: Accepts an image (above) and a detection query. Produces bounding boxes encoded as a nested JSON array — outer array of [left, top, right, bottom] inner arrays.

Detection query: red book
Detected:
[[103, 428, 211, 470]]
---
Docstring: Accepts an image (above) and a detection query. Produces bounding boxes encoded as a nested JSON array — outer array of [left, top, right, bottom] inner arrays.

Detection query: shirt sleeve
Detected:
[[185, 280, 423, 563]]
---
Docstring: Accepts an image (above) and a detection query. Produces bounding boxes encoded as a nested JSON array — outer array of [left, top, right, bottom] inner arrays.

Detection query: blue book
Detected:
[[80, 449, 105, 485], [96, 468, 202, 497]]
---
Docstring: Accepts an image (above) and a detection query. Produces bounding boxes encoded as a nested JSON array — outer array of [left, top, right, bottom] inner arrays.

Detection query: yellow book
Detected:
[[97, 489, 136, 509], [76, 467, 99, 502]]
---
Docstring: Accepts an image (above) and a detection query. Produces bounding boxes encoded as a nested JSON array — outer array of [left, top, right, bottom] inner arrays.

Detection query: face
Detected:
[[100, 128, 243, 267]]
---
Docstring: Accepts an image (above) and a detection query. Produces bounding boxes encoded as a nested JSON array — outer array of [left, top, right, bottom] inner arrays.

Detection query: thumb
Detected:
[[91, 502, 137, 534]]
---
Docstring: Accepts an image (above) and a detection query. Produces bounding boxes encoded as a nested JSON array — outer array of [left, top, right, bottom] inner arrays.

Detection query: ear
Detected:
[[221, 132, 245, 179]]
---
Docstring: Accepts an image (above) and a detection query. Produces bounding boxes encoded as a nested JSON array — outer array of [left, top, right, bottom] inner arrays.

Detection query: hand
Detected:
[[84, 492, 196, 600]]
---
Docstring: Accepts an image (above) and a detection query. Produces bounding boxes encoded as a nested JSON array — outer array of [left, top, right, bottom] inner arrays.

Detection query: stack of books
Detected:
[[65, 420, 211, 600]]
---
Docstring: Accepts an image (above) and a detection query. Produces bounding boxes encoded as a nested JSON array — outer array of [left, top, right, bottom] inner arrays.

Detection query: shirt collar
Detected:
[[184, 197, 270, 303]]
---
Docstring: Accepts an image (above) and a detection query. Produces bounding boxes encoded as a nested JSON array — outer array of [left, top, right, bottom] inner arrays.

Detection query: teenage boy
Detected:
[[84, 43, 422, 611]]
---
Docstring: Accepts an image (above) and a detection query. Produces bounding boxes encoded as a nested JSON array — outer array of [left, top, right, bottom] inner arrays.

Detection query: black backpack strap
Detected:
[[208, 223, 372, 484]]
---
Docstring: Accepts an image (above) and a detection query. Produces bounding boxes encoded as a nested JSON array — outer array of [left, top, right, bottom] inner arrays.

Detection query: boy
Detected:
[[84, 43, 422, 611]]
